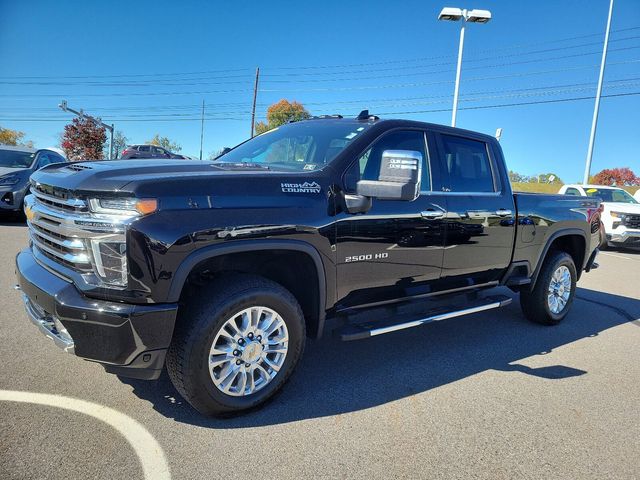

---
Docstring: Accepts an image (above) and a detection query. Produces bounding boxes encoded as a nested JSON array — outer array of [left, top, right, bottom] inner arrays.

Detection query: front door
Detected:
[[336, 129, 447, 308]]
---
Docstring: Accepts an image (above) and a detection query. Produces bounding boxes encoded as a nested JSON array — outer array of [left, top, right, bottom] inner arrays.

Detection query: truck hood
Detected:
[[29, 160, 278, 193], [603, 202, 640, 214], [0, 166, 30, 179]]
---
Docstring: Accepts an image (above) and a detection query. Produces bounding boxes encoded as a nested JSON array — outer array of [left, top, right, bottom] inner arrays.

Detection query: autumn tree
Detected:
[[60, 117, 107, 161], [147, 134, 181, 153], [592, 167, 639, 186], [0, 126, 33, 147], [254, 99, 311, 135]]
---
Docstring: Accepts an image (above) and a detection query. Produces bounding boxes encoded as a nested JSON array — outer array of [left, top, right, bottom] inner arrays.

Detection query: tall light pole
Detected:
[[58, 100, 114, 159], [583, 0, 614, 185], [438, 7, 492, 127]]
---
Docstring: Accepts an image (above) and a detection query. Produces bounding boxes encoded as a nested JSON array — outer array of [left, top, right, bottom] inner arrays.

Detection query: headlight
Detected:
[[88, 197, 158, 216], [609, 211, 625, 219], [0, 174, 20, 186], [84, 197, 157, 287]]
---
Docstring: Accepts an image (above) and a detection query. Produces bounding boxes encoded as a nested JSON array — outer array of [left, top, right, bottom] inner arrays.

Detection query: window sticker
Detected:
[[586, 188, 598, 193], [303, 164, 317, 170], [356, 127, 365, 132], [345, 132, 357, 140]]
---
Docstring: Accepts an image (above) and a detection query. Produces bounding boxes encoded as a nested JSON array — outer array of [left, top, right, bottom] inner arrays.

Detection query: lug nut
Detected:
[[233, 350, 240, 357], [248, 332, 254, 340], [236, 360, 242, 365], [238, 338, 245, 345], [257, 335, 262, 341], [245, 363, 250, 368]]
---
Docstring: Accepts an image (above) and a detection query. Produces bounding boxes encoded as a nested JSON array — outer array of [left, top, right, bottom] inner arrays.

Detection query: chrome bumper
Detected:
[[17, 287, 75, 354], [609, 229, 640, 242]]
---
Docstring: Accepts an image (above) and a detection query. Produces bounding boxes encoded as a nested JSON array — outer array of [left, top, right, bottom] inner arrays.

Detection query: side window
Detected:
[[36, 153, 51, 168], [565, 188, 580, 196], [139, 145, 150, 153], [612, 190, 629, 202], [440, 134, 494, 192], [152, 146, 164, 156], [346, 130, 431, 191]]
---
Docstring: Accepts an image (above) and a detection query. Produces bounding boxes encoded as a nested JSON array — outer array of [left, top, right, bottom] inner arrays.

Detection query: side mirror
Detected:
[[356, 150, 422, 201]]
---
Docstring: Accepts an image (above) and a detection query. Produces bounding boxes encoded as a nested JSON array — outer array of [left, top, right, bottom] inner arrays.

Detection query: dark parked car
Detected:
[[0, 145, 67, 215], [120, 144, 181, 159], [16, 112, 601, 417]]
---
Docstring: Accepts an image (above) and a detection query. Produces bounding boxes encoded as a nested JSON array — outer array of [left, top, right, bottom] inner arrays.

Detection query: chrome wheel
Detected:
[[547, 265, 571, 314], [208, 306, 289, 397]]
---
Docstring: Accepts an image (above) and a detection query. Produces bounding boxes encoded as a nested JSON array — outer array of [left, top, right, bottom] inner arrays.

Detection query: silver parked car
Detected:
[[0, 145, 68, 216]]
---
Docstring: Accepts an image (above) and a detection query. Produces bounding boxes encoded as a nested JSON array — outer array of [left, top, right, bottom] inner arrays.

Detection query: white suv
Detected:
[[559, 184, 640, 249]]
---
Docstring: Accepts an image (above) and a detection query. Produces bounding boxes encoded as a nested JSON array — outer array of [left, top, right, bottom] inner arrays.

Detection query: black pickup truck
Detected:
[[15, 112, 601, 416]]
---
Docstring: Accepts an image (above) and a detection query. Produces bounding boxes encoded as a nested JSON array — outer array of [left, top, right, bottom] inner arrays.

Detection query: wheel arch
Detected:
[[168, 240, 327, 338], [530, 229, 587, 289]]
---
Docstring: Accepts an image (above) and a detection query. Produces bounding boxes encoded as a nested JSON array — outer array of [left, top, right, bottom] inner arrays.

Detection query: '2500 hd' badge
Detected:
[[281, 182, 321, 194]]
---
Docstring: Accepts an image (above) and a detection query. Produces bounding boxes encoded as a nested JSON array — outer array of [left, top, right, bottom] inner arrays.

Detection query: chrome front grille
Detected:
[[26, 183, 129, 284], [624, 215, 640, 229]]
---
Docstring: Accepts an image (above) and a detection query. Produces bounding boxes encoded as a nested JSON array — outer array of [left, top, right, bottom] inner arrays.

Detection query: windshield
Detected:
[[585, 187, 638, 204], [0, 149, 35, 168], [214, 121, 371, 171]]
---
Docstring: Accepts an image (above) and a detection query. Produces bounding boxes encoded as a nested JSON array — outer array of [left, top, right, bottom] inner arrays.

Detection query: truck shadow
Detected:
[[120, 287, 639, 428]]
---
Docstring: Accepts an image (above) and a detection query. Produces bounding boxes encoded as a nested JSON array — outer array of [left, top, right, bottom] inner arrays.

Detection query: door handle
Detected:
[[421, 210, 445, 219], [496, 209, 513, 217]]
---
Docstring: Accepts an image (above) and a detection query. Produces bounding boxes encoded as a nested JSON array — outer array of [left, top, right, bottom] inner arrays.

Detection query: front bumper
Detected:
[[15, 248, 178, 379], [0, 184, 28, 211], [607, 228, 640, 246]]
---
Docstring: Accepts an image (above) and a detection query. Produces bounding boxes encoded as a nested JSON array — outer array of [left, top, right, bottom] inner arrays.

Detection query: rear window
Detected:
[[440, 134, 494, 192]]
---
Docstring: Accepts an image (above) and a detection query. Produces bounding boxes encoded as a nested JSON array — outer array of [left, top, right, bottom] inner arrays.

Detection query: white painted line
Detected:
[[0, 390, 170, 480], [600, 252, 638, 261]]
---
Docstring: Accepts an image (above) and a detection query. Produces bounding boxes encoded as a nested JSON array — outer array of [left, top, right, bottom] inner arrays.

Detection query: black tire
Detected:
[[598, 223, 609, 250], [520, 250, 577, 325], [166, 274, 306, 417]]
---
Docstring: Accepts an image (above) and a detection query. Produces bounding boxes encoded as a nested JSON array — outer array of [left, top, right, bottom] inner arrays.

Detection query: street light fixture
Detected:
[[438, 7, 492, 127]]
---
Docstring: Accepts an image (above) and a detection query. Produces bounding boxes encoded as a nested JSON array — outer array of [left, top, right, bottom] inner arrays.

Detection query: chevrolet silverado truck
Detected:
[[15, 112, 601, 416]]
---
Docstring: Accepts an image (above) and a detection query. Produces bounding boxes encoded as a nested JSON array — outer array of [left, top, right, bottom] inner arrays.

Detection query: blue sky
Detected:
[[1, 0, 639, 182]]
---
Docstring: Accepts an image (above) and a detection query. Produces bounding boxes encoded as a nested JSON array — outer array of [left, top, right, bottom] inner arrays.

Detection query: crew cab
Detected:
[[15, 112, 600, 416], [559, 184, 640, 249]]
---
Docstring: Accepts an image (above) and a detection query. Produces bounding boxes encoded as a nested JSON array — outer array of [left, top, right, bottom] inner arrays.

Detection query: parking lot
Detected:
[[0, 218, 638, 480]]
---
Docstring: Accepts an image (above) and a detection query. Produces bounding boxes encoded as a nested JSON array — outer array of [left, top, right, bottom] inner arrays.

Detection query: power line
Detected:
[[2, 26, 639, 81], [3, 84, 639, 122], [3, 38, 639, 88], [5, 76, 640, 113], [3, 58, 639, 99]]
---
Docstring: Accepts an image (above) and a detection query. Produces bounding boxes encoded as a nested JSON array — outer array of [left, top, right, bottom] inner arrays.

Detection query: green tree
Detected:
[[61, 117, 107, 161], [537, 172, 563, 184], [102, 130, 129, 159], [254, 99, 310, 135], [147, 134, 181, 153], [0, 126, 33, 147]]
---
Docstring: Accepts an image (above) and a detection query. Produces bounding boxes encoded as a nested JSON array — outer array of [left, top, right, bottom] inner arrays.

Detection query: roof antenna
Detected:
[[356, 109, 369, 120]]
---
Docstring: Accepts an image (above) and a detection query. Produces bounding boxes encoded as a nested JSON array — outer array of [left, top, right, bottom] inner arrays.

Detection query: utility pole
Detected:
[[583, 0, 614, 184], [58, 100, 114, 160], [199, 99, 205, 160], [250, 67, 260, 137]]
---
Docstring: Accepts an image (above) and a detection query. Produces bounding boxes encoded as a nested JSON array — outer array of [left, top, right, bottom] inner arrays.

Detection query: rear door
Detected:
[[434, 132, 516, 285], [336, 128, 447, 307]]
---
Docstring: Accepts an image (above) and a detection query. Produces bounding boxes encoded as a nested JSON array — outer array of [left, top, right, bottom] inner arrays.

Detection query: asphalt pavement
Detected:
[[1, 217, 639, 480]]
